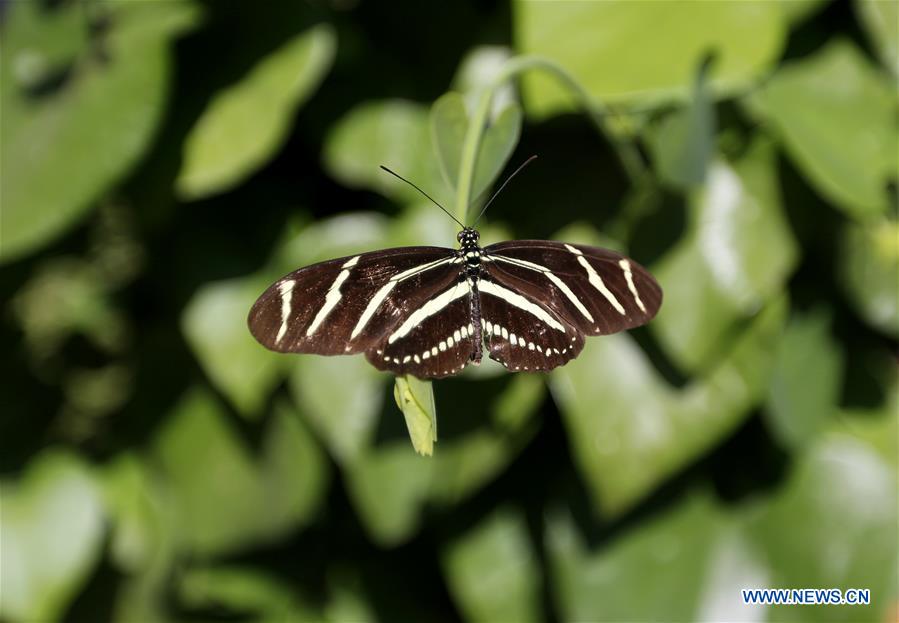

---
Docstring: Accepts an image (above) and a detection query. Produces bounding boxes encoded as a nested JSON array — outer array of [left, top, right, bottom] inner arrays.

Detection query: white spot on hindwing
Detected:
[[382, 324, 472, 374]]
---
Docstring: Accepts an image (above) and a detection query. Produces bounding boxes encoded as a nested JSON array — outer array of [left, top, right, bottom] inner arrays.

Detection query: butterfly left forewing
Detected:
[[248, 247, 458, 355]]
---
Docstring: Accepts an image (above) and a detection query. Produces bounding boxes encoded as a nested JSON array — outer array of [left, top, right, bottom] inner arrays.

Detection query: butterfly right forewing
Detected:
[[483, 240, 662, 336]]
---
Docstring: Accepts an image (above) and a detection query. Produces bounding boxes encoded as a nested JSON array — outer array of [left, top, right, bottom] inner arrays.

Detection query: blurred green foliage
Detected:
[[0, 1, 896, 622]]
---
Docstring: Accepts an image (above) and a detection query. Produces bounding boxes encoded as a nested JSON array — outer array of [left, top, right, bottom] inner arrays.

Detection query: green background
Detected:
[[1, 0, 896, 621]]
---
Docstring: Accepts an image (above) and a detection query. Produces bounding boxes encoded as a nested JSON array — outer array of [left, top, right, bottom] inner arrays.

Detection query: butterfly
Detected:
[[248, 161, 662, 379]]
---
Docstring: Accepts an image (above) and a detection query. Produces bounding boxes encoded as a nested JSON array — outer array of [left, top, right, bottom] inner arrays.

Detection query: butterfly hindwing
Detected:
[[247, 247, 459, 356], [478, 274, 584, 372], [483, 241, 662, 335], [366, 281, 476, 378]]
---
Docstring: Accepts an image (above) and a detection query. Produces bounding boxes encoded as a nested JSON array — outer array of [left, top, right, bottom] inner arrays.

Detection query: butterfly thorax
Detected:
[[456, 227, 484, 363], [457, 227, 483, 281]]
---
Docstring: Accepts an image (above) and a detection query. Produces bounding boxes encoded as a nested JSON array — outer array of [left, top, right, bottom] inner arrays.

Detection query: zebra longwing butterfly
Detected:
[[248, 164, 662, 379]]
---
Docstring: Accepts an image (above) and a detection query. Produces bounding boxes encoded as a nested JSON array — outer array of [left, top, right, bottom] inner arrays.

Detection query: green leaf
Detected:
[[101, 453, 176, 623], [513, 0, 786, 111], [345, 374, 544, 545], [101, 454, 170, 574], [836, 376, 898, 468], [323, 570, 378, 623], [855, 0, 899, 76], [651, 139, 798, 372], [429, 92, 522, 202], [443, 509, 540, 623], [746, 39, 896, 220], [550, 296, 787, 516], [0, 452, 105, 623], [152, 388, 257, 556], [647, 57, 716, 189], [343, 444, 435, 545], [839, 219, 899, 337], [450, 46, 515, 108], [765, 309, 844, 449], [428, 374, 544, 506], [780, 0, 831, 25], [393, 375, 438, 456], [323, 100, 451, 206], [289, 355, 386, 465], [152, 389, 327, 556], [262, 400, 330, 533], [181, 274, 286, 418], [748, 431, 898, 622], [273, 211, 390, 273], [0, 0, 200, 264], [430, 94, 469, 189], [325, 89, 521, 216], [180, 565, 376, 623], [546, 493, 767, 622], [176, 25, 336, 199], [1, 0, 85, 94], [180, 566, 318, 621]]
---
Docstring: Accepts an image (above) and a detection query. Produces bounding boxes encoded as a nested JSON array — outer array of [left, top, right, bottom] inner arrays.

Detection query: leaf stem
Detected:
[[454, 55, 649, 224]]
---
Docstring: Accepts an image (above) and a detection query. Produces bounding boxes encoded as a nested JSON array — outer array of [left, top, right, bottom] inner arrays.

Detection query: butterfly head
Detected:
[[457, 228, 480, 249]]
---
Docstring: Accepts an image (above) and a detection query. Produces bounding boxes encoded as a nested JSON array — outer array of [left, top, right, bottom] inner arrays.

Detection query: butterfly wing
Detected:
[[365, 280, 478, 378], [483, 241, 662, 335], [477, 273, 585, 372], [249, 239, 662, 378], [478, 240, 662, 372], [248, 247, 461, 358]]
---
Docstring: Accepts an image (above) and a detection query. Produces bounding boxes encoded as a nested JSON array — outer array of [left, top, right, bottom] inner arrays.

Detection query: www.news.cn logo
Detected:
[[742, 588, 871, 606]]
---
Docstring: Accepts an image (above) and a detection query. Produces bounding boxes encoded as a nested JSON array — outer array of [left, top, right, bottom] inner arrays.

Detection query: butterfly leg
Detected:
[[468, 279, 483, 364]]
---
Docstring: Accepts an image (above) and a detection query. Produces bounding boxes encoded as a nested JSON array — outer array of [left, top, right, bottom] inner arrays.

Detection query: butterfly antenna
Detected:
[[472, 155, 538, 227], [379, 165, 466, 229]]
